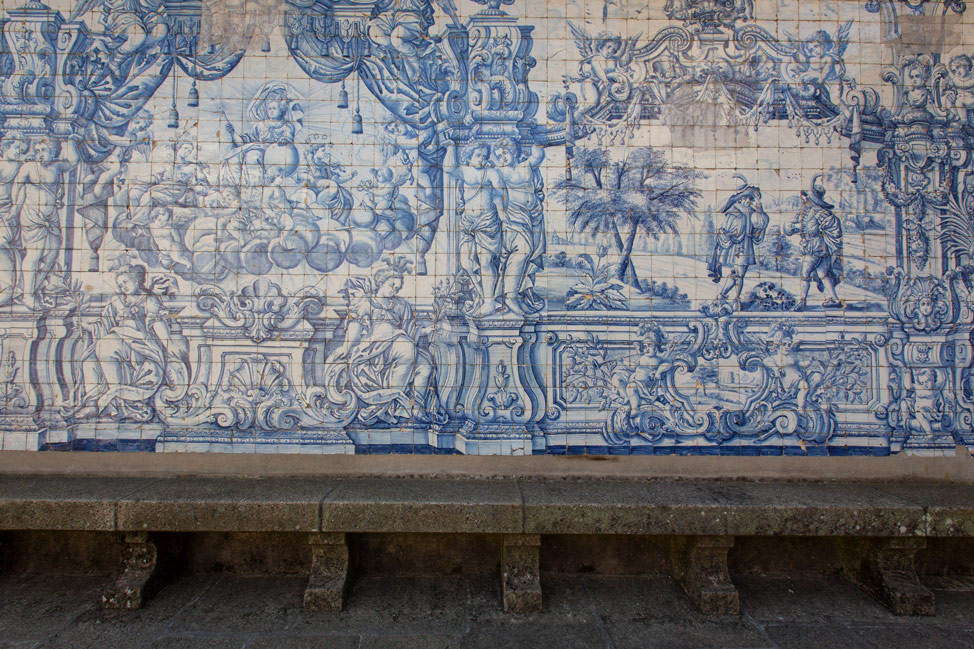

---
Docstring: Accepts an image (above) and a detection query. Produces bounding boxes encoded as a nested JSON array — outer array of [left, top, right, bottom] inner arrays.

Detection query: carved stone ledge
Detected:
[[671, 535, 739, 615], [102, 532, 175, 610], [304, 532, 350, 612], [841, 537, 935, 616], [502, 534, 542, 613]]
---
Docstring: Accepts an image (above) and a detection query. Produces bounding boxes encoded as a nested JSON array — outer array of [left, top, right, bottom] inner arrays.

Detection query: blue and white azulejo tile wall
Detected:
[[0, 0, 970, 456]]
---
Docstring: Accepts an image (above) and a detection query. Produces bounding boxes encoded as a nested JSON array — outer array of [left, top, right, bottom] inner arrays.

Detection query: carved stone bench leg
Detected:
[[502, 534, 542, 613], [304, 532, 350, 612], [671, 535, 739, 615], [841, 537, 935, 616], [102, 532, 172, 610]]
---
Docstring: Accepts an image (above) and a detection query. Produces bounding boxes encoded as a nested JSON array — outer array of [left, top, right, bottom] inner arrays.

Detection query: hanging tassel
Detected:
[[167, 67, 179, 129], [352, 108, 363, 134], [351, 75, 363, 134], [188, 80, 199, 108], [262, 36, 271, 52], [337, 81, 349, 109]]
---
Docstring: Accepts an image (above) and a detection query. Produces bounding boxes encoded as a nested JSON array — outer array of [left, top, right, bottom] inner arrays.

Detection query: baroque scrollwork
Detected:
[[195, 279, 325, 343], [554, 12, 859, 146], [560, 316, 878, 447], [887, 267, 971, 333]]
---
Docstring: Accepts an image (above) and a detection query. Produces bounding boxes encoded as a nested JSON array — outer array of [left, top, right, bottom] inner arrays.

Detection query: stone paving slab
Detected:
[[735, 575, 895, 624], [5, 571, 973, 649], [244, 638, 359, 649]]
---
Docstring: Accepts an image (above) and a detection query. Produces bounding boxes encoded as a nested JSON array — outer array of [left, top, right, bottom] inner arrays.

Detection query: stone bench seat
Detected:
[[1, 476, 972, 615]]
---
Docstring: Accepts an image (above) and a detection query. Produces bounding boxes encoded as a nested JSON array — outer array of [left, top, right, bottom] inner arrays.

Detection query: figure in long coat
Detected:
[[786, 175, 843, 310], [708, 182, 769, 305]]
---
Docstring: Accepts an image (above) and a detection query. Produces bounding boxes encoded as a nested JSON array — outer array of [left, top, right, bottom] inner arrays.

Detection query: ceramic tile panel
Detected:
[[0, 0, 969, 456]]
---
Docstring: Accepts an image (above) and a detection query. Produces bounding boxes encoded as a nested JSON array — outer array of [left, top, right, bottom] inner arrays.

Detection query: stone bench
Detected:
[[1, 475, 972, 616]]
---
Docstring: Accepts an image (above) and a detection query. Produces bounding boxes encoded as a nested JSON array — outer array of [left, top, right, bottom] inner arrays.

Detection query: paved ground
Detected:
[[1, 572, 972, 648]]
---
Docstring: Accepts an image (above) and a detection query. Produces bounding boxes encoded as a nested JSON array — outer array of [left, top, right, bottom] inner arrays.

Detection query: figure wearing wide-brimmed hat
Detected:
[[786, 174, 843, 310], [708, 177, 770, 307]]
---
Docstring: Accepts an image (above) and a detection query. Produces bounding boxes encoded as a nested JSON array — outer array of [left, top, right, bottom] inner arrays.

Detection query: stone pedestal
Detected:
[[502, 534, 542, 613], [304, 533, 350, 612], [102, 532, 176, 610], [842, 537, 935, 616], [671, 535, 739, 615], [457, 317, 544, 454], [0, 314, 43, 450]]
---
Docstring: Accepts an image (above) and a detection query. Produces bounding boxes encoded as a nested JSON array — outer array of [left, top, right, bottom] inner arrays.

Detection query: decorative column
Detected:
[[875, 56, 974, 453], [881, 268, 974, 453], [0, 1, 62, 135], [444, 2, 546, 454], [51, 18, 89, 136], [463, 5, 537, 142]]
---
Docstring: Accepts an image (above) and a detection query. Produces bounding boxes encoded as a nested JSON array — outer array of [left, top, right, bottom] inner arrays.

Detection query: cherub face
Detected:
[[34, 141, 53, 162], [596, 38, 621, 58], [469, 147, 489, 168], [264, 166, 284, 183], [950, 57, 973, 79], [496, 147, 515, 167], [806, 40, 824, 58], [918, 295, 935, 317], [150, 208, 171, 226], [376, 167, 394, 183], [3, 139, 25, 160], [915, 369, 935, 389], [907, 171, 929, 189]]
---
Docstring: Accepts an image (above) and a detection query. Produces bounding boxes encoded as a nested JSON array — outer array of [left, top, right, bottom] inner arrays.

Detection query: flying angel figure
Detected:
[[785, 22, 853, 99], [71, 0, 169, 74], [567, 22, 644, 112]]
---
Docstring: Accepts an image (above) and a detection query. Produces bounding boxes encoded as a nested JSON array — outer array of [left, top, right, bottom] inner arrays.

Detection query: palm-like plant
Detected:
[[940, 197, 974, 267], [565, 251, 628, 311], [555, 147, 704, 288]]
